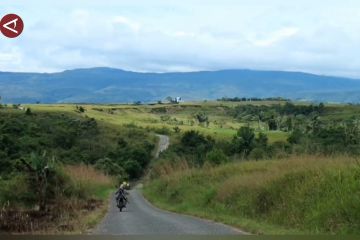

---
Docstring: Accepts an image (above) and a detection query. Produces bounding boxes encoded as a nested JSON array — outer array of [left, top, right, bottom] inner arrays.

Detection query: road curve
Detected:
[[94, 134, 244, 235], [155, 134, 170, 158], [94, 186, 242, 235]]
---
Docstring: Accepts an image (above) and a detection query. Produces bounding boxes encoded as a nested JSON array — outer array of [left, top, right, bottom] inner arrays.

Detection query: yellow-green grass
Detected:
[[60, 164, 115, 233], [144, 156, 360, 234], [27, 103, 288, 142], [63, 164, 115, 200]]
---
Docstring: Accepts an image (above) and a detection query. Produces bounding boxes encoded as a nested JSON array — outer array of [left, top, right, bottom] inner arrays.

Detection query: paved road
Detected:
[[94, 187, 242, 235], [155, 134, 170, 158], [94, 134, 244, 235]]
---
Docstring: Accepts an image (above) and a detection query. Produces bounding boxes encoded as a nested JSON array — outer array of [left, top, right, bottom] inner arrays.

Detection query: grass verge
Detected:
[[143, 156, 360, 234], [0, 164, 115, 233]]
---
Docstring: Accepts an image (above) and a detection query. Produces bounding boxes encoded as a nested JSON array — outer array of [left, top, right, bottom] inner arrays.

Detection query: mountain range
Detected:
[[1, 67, 360, 104]]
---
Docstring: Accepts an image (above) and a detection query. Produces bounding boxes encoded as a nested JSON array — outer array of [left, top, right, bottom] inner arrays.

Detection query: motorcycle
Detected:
[[116, 191, 128, 212]]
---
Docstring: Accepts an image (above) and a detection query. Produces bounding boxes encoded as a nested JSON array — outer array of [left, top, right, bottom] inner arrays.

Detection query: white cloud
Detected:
[[252, 27, 299, 47], [112, 16, 141, 33], [1, 0, 360, 77]]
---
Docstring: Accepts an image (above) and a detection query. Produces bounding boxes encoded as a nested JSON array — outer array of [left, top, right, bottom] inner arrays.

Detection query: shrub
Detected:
[[249, 147, 266, 160], [205, 148, 229, 165], [124, 160, 142, 179], [95, 157, 128, 179], [180, 131, 214, 165]]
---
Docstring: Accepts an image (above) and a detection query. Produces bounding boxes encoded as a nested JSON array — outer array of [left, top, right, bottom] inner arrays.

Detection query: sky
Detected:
[[1, 0, 360, 77]]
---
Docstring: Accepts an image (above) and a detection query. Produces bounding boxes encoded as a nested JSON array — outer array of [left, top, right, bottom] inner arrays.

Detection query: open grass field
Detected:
[[27, 101, 291, 142], [26, 101, 360, 143]]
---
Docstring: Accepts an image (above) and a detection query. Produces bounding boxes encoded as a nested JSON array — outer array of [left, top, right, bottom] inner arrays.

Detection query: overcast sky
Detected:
[[1, 0, 360, 77]]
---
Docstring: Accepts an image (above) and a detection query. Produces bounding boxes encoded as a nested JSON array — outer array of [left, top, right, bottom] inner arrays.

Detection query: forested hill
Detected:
[[1, 67, 360, 103]]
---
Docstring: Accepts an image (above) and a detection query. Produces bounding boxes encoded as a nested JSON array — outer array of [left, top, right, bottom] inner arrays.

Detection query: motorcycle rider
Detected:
[[115, 182, 128, 210]]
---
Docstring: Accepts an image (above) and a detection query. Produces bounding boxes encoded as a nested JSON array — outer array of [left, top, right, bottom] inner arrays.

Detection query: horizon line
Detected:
[[0, 66, 359, 80]]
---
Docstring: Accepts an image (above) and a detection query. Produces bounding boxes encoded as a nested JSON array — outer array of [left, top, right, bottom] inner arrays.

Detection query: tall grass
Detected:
[[144, 155, 360, 234], [0, 164, 115, 233], [63, 164, 114, 200]]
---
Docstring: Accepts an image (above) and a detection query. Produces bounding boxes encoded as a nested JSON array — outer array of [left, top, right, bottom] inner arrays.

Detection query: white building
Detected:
[[175, 97, 182, 103]]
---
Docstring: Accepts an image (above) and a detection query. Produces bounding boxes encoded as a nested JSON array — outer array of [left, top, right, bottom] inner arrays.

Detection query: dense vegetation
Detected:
[[0, 107, 155, 232], [218, 97, 289, 102], [152, 102, 360, 170], [145, 101, 360, 234]]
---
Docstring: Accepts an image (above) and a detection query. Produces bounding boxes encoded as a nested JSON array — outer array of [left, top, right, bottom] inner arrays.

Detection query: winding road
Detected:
[[94, 134, 243, 235], [154, 134, 170, 158]]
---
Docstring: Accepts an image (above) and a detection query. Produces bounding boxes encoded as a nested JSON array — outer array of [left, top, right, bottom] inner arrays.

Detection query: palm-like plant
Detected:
[[20, 152, 54, 211]]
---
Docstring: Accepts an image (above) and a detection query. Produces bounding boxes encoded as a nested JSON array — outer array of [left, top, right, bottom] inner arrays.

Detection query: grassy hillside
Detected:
[[28, 102, 290, 142], [144, 156, 360, 234]]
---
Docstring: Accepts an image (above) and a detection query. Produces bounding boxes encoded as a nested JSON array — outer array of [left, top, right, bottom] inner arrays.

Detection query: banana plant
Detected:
[[19, 151, 55, 211]]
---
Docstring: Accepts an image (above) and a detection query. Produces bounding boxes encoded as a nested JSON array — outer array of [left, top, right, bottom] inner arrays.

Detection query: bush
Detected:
[[25, 108, 32, 115], [249, 147, 266, 160], [180, 131, 214, 165], [95, 158, 128, 179], [287, 129, 303, 144], [124, 160, 142, 179], [0, 175, 31, 207], [205, 148, 229, 165]]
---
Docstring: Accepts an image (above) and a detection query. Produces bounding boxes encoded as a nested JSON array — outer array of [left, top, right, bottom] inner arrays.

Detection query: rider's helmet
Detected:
[[120, 181, 127, 189]]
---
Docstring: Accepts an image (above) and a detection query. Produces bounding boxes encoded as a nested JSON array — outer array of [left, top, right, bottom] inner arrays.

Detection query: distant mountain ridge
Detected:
[[1, 67, 360, 103]]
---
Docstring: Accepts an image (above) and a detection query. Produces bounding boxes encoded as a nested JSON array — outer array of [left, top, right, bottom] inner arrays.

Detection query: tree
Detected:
[[181, 131, 213, 150], [173, 126, 181, 133], [95, 157, 127, 178], [267, 117, 277, 131], [165, 96, 174, 103], [18, 152, 54, 211], [25, 108, 32, 115], [124, 160, 142, 179], [287, 129, 303, 144], [318, 102, 325, 114], [181, 130, 214, 165], [232, 126, 255, 156], [195, 112, 209, 127], [76, 105, 86, 113], [256, 132, 268, 148], [284, 117, 293, 132]]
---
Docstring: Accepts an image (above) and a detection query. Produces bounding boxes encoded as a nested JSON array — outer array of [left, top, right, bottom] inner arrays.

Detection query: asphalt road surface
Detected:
[[94, 134, 244, 235], [94, 187, 243, 235]]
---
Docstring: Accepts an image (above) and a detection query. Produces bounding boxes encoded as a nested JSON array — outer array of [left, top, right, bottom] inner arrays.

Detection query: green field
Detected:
[[27, 102, 290, 142]]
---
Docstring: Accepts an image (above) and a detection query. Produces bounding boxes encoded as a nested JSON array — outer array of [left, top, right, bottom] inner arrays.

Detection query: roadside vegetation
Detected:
[[142, 100, 360, 234], [144, 156, 360, 234], [0, 107, 155, 233], [3, 100, 360, 234]]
